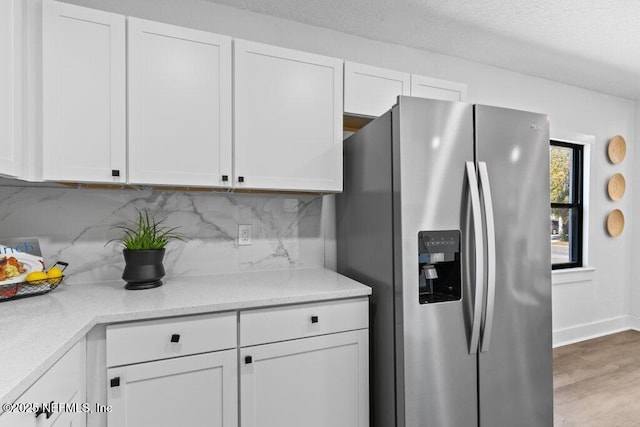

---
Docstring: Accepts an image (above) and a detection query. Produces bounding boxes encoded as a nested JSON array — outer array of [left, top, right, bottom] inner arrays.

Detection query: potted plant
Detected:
[[109, 210, 186, 290]]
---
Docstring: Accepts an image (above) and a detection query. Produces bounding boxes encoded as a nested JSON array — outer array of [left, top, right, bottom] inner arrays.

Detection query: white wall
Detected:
[[631, 106, 640, 329], [59, 0, 636, 346]]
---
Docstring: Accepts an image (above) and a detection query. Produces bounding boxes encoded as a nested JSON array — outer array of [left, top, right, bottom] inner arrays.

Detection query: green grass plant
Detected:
[[110, 210, 187, 250]]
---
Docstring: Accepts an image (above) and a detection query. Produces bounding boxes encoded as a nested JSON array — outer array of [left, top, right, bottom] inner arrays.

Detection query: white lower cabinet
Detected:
[[50, 407, 85, 427], [106, 350, 237, 427], [102, 299, 369, 427], [240, 330, 369, 427], [0, 339, 86, 427], [239, 298, 369, 427], [104, 312, 238, 427]]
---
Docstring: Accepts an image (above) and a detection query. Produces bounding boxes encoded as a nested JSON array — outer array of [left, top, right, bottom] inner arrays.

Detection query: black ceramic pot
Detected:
[[122, 249, 165, 290]]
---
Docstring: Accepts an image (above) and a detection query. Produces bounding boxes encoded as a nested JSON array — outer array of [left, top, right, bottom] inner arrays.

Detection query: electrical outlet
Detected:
[[238, 225, 252, 246]]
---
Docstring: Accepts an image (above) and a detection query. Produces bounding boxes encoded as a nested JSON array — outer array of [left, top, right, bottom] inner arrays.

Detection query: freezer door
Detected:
[[475, 105, 553, 427], [393, 97, 478, 427]]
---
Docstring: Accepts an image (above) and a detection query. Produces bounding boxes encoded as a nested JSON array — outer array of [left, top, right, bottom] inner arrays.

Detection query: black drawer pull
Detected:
[[111, 169, 120, 177], [245, 355, 253, 364], [311, 315, 319, 324], [35, 402, 54, 419], [238, 176, 244, 183], [171, 334, 181, 343], [110, 377, 120, 388], [45, 401, 54, 419], [222, 175, 228, 182], [35, 406, 45, 418]]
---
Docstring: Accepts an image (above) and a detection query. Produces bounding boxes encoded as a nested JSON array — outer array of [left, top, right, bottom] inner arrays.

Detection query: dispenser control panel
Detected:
[[418, 230, 461, 304]]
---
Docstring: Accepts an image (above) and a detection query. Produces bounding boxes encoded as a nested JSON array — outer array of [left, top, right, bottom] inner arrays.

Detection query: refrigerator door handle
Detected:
[[466, 161, 484, 354], [478, 161, 496, 352]]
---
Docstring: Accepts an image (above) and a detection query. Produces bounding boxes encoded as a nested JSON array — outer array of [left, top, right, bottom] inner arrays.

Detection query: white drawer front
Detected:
[[240, 298, 368, 347], [106, 312, 236, 367]]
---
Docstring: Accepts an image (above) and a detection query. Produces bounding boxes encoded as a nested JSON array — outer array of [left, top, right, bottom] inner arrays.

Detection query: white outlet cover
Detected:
[[238, 225, 252, 246]]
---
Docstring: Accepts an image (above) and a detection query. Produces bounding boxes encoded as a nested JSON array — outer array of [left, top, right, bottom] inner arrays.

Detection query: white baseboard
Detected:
[[553, 316, 631, 348], [628, 316, 640, 331]]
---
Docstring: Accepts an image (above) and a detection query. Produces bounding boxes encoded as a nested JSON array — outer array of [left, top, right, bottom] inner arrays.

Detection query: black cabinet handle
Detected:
[[35, 401, 54, 418], [245, 355, 252, 364], [110, 377, 120, 388], [311, 315, 319, 324], [35, 406, 45, 418], [111, 169, 120, 177], [45, 401, 54, 419], [222, 175, 229, 182], [238, 176, 244, 183], [171, 334, 180, 343]]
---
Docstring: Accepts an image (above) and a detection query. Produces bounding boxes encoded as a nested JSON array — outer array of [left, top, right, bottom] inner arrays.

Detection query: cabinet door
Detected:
[[411, 74, 468, 102], [107, 350, 237, 427], [128, 18, 232, 187], [0, 340, 85, 427], [42, 1, 126, 183], [0, 407, 44, 427], [50, 407, 84, 427], [240, 329, 369, 427], [344, 62, 410, 117], [0, 0, 22, 178], [234, 40, 343, 192]]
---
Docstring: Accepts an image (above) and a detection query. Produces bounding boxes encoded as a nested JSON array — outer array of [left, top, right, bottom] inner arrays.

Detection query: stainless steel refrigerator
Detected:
[[336, 96, 553, 427]]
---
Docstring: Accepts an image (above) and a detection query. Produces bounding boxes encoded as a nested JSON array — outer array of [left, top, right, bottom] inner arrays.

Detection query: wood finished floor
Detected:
[[554, 330, 640, 426]]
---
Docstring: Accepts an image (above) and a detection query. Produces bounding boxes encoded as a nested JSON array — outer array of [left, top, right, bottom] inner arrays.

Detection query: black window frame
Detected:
[[550, 140, 584, 270]]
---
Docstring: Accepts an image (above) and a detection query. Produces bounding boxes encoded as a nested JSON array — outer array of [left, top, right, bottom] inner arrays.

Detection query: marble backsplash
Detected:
[[0, 185, 325, 284]]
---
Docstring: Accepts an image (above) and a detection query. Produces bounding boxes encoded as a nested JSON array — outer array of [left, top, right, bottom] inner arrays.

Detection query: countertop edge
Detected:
[[0, 269, 371, 406], [95, 288, 371, 323]]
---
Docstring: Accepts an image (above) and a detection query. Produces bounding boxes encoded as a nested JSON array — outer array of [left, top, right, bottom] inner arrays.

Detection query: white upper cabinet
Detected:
[[234, 40, 343, 192], [39, 3, 343, 192], [127, 18, 232, 187], [343, 61, 467, 121], [0, 0, 22, 178], [344, 62, 410, 117], [42, 0, 126, 183], [411, 74, 467, 102]]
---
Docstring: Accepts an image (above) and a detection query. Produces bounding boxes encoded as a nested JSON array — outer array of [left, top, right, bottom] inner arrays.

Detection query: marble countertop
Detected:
[[0, 268, 370, 406]]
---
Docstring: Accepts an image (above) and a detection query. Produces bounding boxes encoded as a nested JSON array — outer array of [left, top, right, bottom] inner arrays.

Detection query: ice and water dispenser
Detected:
[[418, 230, 461, 304]]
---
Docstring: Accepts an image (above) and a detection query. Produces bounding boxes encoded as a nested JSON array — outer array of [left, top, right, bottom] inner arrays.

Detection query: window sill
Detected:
[[552, 267, 596, 285]]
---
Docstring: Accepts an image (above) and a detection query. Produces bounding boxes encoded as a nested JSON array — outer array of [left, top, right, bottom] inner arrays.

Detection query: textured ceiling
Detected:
[[207, 0, 640, 100]]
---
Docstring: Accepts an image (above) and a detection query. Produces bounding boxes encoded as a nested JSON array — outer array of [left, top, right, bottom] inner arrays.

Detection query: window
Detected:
[[550, 140, 583, 269]]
